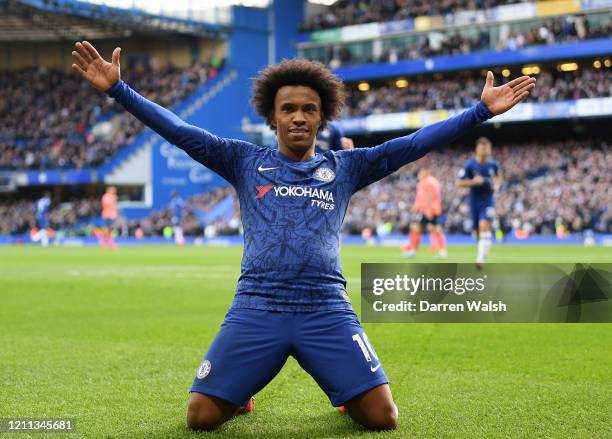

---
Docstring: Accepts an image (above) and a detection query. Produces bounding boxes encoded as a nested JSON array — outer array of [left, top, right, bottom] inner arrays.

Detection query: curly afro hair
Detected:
[[251, 58, 346, 130]]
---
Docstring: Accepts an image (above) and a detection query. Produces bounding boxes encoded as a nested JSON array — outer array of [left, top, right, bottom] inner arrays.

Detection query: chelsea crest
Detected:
[[314, 167, 335, 182]]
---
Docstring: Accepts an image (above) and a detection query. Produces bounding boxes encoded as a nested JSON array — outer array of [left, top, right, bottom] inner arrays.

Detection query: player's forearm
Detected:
[[457, 180, 475, 188], [106, 80, 199, 149], [369, 102, 494, 170]]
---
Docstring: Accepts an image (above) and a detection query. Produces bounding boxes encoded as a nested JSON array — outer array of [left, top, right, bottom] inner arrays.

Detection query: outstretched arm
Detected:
[[71, 41, 249, 184], [350, 71, 535, 191]]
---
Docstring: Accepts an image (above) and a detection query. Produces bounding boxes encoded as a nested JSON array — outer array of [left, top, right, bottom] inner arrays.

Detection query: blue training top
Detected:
[[460, 158, 500, 204], [107, 80, 493, 311]]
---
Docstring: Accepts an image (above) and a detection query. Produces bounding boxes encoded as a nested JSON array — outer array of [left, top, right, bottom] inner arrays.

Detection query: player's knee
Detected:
[[376, 403, 398, 430], [186, 398, 224, 431], [362, 402, 398, 431]]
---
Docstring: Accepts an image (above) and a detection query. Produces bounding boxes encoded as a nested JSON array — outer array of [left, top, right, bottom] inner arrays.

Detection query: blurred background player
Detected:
[[100, 186, 118, 248], [457, 137, 502, 268], [316, 121, 354, 152], [32, 192, 51, 247], [170, 191, 185, 246], [401, 168, 447, 258]]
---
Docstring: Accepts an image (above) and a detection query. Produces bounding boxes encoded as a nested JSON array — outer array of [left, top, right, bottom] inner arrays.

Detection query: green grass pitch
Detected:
[[1, 245, 610, 438]]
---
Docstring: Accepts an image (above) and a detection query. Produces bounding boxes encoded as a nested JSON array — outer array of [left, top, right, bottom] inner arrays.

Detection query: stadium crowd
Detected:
[[0, 57, 224, 169], [2, 140, 608, 238], [343, 139, 611, 236], [319, 15, 610, 67], [344, 65, 612, 117], [300, 0, 527, 32], [0, 196, 100, 235]]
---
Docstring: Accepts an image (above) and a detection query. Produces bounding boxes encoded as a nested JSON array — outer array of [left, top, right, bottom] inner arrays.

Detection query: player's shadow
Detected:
[[121, 411, 365, 438]]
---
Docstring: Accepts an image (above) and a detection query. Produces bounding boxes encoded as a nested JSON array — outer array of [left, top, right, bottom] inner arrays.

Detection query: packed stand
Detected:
[[344, 65, 612, 117], [318, 15, 611, 67], [497, 15, 611, 51], [0, 57, 224, 169], [300, 0, 527, 32]]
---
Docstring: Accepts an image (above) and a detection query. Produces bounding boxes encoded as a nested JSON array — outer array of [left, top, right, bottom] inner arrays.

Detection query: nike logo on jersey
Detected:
[[370, 363, 382, 372], [258, 165, 279, 172]]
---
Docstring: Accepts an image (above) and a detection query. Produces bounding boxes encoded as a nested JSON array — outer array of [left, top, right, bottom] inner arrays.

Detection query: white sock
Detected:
[[477, 231, 492, 263], [174, 226, 184, 245], [40, 229, 49, 247]]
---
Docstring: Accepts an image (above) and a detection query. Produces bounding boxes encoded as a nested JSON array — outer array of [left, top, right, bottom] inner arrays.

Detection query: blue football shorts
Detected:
[[190, 307, 389, 407], [470, 200, 495, 229]]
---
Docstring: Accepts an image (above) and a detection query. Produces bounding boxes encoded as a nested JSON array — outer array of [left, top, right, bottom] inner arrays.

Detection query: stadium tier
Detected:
[[300, 0, 528, 31], [0, 60, 223, 169], [303, 13, 611, 67], [343, 62, 612, 117]]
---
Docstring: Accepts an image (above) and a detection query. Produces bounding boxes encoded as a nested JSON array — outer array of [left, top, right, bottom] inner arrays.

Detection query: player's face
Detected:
[[272, 85, 322, 158], [418, 169, 430, 181], [476, 142, 492, 159]]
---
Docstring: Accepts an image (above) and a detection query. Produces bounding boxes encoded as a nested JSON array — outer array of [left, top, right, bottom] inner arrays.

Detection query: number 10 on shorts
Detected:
[[352, 332, 381, 371]]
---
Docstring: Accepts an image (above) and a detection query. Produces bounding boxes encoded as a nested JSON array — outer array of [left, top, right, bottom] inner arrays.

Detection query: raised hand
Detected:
[[481, 71, 536, 115], [71, 41, 121, 91]]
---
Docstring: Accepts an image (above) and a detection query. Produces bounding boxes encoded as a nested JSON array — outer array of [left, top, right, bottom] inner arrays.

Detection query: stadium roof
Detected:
[[0, 0, 226, 41], [69, 0, 336, 23]]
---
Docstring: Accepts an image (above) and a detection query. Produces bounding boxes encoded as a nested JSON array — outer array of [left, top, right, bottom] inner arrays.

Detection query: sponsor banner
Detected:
[[489, 102, 535, 123], [341, 22, 380, 41], [310, 28, 341, 43], [536, 0, 581, 16], [364, 112, 408, 132], [452, 10, 484, 26], [336, 99, 611, 135], [337, 116, 368, 133], [380, 19, 415, 35], [493, 2, 536, 21], [406, 109, 449, 128], [414, 15, 444, 31], [575, 97, 612, 116], [361, 263, 612, 323], [582, 0, 612, 9], [530, 100, 576, 119], [25, 169, 94, 185]]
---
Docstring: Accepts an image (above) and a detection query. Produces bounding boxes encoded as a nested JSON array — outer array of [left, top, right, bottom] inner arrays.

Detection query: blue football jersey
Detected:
[[108, 80, 493, 311], [316, 123, 343, 153], [35, 196, 51, 222], [170, 195, 185, 222], [459, 158, 499, 203]]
